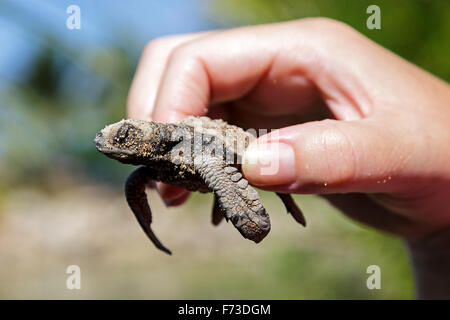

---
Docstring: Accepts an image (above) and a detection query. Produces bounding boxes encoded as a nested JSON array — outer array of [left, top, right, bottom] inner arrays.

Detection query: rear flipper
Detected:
[[211, 194, 225, 226], [276, 193, 306, 227], [197, 158, 271, 243], [125, 166, 171, 255]]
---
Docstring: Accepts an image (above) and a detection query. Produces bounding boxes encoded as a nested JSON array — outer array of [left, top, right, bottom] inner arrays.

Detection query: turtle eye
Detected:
[[115, 124, 130, 143], [113, 123, 142, 146]]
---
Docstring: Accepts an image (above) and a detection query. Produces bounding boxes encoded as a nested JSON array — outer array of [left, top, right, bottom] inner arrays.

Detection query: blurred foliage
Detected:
[[211, 0, 450, 81], [0, 38, 136, 187]]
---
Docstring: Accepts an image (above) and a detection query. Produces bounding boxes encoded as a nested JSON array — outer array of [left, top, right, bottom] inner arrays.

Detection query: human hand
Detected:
[[127, 19, 450, 297], [128, 18, 450, 239]]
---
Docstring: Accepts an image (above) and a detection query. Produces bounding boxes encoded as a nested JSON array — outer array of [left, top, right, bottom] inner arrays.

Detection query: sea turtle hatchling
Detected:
[[94, 116, 306, 254]]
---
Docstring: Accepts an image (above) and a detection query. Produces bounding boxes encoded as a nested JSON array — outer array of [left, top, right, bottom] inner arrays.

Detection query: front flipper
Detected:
[[276, 193, 306, 227], [125, 166, 171, 255], [197, 158, 271, 243], [211, 195, 224, 226]]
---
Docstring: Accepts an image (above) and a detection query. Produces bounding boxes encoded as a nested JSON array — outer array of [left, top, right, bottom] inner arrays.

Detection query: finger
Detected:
[[152, 21, 331, 124], [127, 32, 213, 120], [242, 116, 432, 195], [151, 17, 430, 124]]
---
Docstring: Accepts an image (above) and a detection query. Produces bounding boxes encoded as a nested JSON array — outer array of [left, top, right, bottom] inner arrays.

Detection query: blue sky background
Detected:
[[0, 0, 219, 85]]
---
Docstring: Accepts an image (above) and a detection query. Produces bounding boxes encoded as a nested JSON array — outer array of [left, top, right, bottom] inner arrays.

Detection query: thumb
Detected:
[[242, 118, 423, 194]]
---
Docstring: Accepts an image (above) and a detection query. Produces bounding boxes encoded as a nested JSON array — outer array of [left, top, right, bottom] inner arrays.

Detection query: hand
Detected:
[[127, 18, 450, 297]]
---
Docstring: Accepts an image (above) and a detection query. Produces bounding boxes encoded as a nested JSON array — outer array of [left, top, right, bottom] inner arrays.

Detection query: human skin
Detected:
[[126, 18, 450, 299]]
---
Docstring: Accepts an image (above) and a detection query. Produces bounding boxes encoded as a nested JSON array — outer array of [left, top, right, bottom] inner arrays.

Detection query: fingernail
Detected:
[[242, 141, 297, 186]]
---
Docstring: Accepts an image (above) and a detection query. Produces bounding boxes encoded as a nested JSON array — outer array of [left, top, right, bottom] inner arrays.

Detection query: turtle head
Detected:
[[94, 119, 166, 164]]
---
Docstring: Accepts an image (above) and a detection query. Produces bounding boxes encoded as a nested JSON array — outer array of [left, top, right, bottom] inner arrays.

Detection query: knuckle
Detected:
[[166, 43, 204, 79], [142, 36, 175, 57], [299, 17, 345, 29], [142, 34, 196, 59], [143, 31, 212, 59], [295, 17, 357, 38], [169, 41, 196, 62]]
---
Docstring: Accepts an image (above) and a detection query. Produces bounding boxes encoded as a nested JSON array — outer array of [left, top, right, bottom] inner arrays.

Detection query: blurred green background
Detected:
[[0, 0, 448, 299]]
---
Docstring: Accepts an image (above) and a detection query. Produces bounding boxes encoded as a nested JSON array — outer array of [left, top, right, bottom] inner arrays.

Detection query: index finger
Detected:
[[151, 24, 282, 123], [127, 32, 213, 121]]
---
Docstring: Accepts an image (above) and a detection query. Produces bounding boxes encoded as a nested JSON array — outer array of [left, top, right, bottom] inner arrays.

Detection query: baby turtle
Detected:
[[94, 116, 306, 254]]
